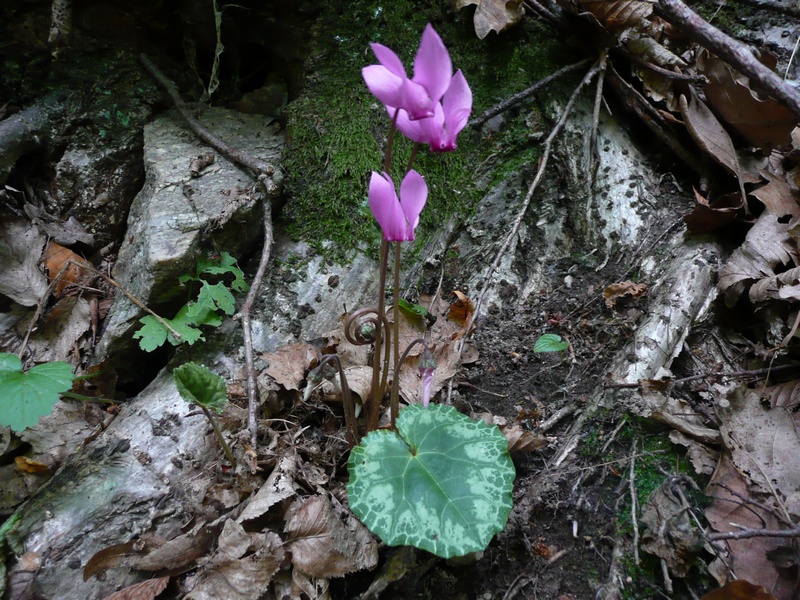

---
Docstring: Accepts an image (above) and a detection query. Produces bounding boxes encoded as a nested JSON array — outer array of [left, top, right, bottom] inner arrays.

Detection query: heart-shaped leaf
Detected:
[[533, 333, 569, 353], [0, 353, 74, 431], [173, 362, 227, 412], [347, 403, 515, 558]]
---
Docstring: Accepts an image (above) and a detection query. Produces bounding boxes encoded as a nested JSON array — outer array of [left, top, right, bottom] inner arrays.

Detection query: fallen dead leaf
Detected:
[[602, 280, 647, 308], [284, 494, 378, 578], [238, 452, 299, 523], [700, 579, 777, 600], [455, 0, 524, 39], [103, 576, 170, 600], [42, 241, 95, 297], [261, 342, 319, 390], [14, 456, 50, 475], [0, 218, 49, 306]]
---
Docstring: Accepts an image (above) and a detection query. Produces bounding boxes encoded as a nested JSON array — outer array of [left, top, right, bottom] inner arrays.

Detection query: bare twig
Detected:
[[469, 58, 593, 128], [628, 439, 641, 566], [655, 0, 800, 118], [140, 54, 282, 460], [448, 61, 602, 404], [707, 525, 800, 541]]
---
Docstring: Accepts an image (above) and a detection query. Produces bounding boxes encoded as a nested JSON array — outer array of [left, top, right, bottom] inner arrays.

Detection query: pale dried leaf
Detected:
[[718, 214, 799, 306], [562, 0, 653, 32], [750, 173, 800, 222], [699, 52, 796, 152], [456, 0, 524, 39], [396, 342, 459, 405], [749, 266, 800, 303], [24, 296, 91, 362], [185, 531, 284, 600], [103, 576, 170, 600], [706, 455, 796, 595], [261, 342, 318, 390], [602, 280, 647, 308], [679, 91, 744, 181], [284, 495, 378, 578], [238, 453, 299, 522], [502, 424, 549, 452], [717, 386, 800, 516], [0, 218, 49, 306], [130, 523, 218, 572]]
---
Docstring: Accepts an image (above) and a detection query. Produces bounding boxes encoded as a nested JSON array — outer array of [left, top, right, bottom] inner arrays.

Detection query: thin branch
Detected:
[[655, 0, 800, 118], [469, 58, 593, 128], [708, 526, 800, 541]]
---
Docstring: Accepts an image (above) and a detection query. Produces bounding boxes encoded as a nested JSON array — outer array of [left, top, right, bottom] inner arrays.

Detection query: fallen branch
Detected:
[[708, 526, 800, 541], [655, 0, 800, 118], [139, 54, 282, 468]]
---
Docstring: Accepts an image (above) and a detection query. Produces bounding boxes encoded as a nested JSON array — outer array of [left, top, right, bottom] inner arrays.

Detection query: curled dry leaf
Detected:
[[718, 213, 799, 306], [130, 522, 219, 572], [698, 51, 796, 153], [455, 0, 524, 40], [102, 576, 170, 600], [185, 529, 284, 600], [559, 0, 653, 32], [602, 280, 647, 308], [684, 188, 748, 234], [261, 342, 318, 390], [237, 452, 298, 523], [706, 455, 796, 596], [42, 241, 95, 298], [501, 423, 549, 452], [700, 579, 777, 600], [284, 494, 378, 578]]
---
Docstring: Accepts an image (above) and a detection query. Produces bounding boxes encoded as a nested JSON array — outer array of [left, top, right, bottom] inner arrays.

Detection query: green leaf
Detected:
[[198, 252, 248, 292], [188, 281, 236, 318], [133, 305, 205, 352], [347, 404, 515, 558], [173, 362, 227, 412], [0, 353, 75, 431], [533, 333, 569, 353]]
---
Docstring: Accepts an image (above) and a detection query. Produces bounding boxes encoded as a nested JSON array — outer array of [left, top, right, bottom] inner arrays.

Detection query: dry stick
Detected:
[[19, 260, 183, 359], [469, 58, 593, 129], [628, 438, 641, 566], [708, 526, 800, 541], [139, 54, 280, 455], [447, 61, 601, 404], [655, 0, 800, 118]]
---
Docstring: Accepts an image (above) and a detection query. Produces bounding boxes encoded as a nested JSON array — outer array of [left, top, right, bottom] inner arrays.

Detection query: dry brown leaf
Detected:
[[718, 213, 799, 306], [750, 172, 800, 223], [84, 541, 144, 581], [130, 523, 219, 572], [185, 529, 283, 600], [41, 241, 95, 297], [602, 280, 647, 308], [501, 424, 549, 452], [699, 52, 796, 152], [560, 0, 652, 32], [679, 91, 749, 184], [14, 456, 50, 475], [238, 453, 298, 523], [705, 455, 796, 596], [455, 0, 524, 39], [700, 580, 777, 600], [717, 386, 800, 513], [0, 218, 49, 306], [684, 188, 748, 234], [396, 342, 460, 405], [448, 290, 475, 336], [103, 576, 170, 600], [284, 494, 378, 578], [749, 266, 800, 303], [261, 342, 318, 390]]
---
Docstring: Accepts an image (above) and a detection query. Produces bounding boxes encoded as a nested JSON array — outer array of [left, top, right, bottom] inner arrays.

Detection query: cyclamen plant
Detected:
[[309, 25, 516, 559]]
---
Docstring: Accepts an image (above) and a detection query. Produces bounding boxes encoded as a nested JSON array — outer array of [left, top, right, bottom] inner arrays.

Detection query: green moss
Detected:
[[281, 0, 564, 261]]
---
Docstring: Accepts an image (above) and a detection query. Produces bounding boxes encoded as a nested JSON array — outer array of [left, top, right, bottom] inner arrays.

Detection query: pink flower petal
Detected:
[[369, 172, 408, 241], [371, 43, 407, 78], [443, 70, 472, 139], [362, 65, 404, 109], [412, 24, 452, 105], [399, 170, 428, 238]]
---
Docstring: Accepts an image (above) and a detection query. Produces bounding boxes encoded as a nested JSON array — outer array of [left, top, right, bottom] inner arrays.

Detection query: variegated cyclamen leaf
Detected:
[[347, 404, 514, 558]]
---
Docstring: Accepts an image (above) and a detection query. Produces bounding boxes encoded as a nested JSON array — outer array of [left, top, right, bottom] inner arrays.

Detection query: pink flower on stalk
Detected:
[[419, 347, 436, 408], [362, 24, 452, 121], [368, 170, 428, 242], [391, 70, 472, 152]]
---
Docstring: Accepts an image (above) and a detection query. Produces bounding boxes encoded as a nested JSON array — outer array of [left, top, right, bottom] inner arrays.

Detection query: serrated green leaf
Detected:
[[173, 362, 227, 412], [0, 353, 75, 431], [198, 252, 248, 292], [347, 404, 515, 558], [533, 333, 569, 353], [134, 306, 205, 352], [188, 281, 235, 317]]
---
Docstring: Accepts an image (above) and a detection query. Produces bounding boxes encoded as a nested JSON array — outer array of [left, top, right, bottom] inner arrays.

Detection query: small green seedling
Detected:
[[173, 362, 235, 468], [348, 404, 515, 558], [533, 333, 569, 354], [134, 252, 248, 352], [397, 297, 435, 327], [0, 353, 75, 432]]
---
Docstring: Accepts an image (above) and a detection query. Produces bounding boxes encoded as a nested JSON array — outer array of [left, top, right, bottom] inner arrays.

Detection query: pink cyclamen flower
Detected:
[[368, 170, 428, 242], [362, 24, 452, 121], [391, 70, 472, 152], [419, 347, 436, 408]]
